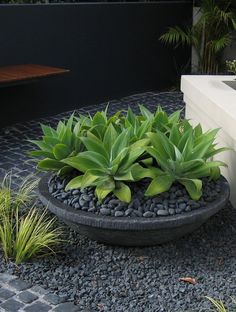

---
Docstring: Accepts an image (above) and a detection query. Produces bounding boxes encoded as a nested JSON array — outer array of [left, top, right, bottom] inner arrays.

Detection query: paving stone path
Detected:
[[0, 273, 78, 312]]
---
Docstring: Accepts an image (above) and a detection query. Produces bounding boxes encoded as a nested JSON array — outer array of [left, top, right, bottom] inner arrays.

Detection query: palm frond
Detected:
[[208, 34, 232, 53], [159, 26, 192, 47]]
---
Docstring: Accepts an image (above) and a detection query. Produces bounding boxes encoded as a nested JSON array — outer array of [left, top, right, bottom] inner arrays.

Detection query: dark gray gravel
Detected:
[[0, 92, 235, 312], [49, 174, 223, 218], [1, 203, 236, 312]]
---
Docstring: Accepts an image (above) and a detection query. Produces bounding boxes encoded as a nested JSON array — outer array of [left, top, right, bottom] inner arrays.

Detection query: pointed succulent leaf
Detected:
[[178, 128, 192, 152], [112, 147, 129, 167], [62, 155, 103, 172], [168, 110, 181, 124], [65, 176, 83, 191], [127, 107, 136, 126], [179, 178, 202, 200], [103, 123, 118, 154], [80, 135, 108, 160], [146, 132, 169, 159], [169, 125, 181, 146], [113, 182, 131, 203], [141, 157, 153, 166], [130, 163, 157, 180], [137, 120, 152, 139], [60, 127, 73, 147], [95, 179, 115, 201], [53, 144, 71, 160], [81, 171, 100, 189], [174, 146, 183, 162], [92, 111, 107, 127], [145, 174, 174, 197], [29, 140, 51, 152], [119, 138, 149, 170], [111, 130, 129, 160], [37, 159, 65, 171], [209, 166, 221, 180], [57, 166, 73, 176], [181, 132, 194, 160], [66, 113, 75, 130], [43, 136, 61, 147], [114, 170, 133, 181], [189, 139, 216, 160], [205, 147, 231, 158], [193, 123, 203, 138], [28, 150, 55, 158], [139, 105, 154, 120], [146, 147, 170, 171], [180, 159, 204, 173], [41, 124, 57, 137]]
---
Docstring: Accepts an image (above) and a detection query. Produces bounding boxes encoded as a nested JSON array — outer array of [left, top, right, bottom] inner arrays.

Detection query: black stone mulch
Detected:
[[49, 174, 223, 218]]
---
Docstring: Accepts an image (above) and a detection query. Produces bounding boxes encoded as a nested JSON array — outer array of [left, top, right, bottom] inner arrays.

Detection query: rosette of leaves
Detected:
[[29, 114, 86, 175], [62, 125, 153, 202], [86, 107, 123, 139], [119, 106, 182, 167], [145, 123, 228, 200], [139, 105, 182, 134]]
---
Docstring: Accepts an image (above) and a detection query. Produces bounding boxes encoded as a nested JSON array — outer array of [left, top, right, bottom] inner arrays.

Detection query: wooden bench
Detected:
[[0, 64, 70, 87]]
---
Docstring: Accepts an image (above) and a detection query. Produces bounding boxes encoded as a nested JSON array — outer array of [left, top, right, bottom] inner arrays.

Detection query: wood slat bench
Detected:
[[0, 64, 70, 87]]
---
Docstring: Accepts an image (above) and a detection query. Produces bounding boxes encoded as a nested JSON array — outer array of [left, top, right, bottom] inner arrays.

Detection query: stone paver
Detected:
[[0, 288, 15, 300], [8, 279, 31, 291], [0, 275, 78, 311], [17, 291, 38, 304], [24, 301, 51, 312], [53, 302, 79, 312], [43, 293, 65, 305], [0, 298, 24, 311]]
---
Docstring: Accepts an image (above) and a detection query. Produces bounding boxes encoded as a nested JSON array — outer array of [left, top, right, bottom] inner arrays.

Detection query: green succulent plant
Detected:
[[145, 123, 228, 200], [29, 105, 228, 203], [29, 107, 124, 175], [139, 105, 182, 134], [62, 125, 153, 202], [29, 114, 88, 175]]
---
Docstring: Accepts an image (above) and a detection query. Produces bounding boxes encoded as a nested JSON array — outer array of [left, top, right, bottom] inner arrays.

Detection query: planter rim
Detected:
[[39, 174, 230, 231]]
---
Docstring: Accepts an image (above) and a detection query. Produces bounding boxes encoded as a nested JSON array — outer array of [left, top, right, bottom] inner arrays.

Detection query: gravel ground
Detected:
[[1, 203, 236, 312], [0, 92, 235, 312]]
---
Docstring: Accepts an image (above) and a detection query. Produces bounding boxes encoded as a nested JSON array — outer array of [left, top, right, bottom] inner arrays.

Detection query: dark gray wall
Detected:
[[0, 2, 192, 127]]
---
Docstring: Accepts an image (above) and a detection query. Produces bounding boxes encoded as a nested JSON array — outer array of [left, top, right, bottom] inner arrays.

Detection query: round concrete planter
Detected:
[[38, 174, 230, 246]]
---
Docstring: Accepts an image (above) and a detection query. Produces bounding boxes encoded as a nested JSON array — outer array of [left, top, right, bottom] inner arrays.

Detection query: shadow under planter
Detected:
[[39, 174, 230, 246]]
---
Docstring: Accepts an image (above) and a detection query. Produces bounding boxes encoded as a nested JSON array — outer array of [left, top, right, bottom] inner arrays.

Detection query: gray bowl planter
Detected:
[[38, 174, 230, 246]]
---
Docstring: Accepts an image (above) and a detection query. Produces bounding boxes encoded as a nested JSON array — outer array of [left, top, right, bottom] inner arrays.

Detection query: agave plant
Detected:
[[29, 107, 124, 175], [145, 123, 228, 200], [120, 106, 182, 142], [139, 105, 182, 134], [86, 107, 123, 139], [62, 124, 153, 202], [29, 114, 87, 175]]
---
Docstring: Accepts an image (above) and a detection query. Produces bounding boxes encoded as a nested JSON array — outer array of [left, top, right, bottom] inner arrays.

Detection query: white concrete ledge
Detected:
[[181, 75, 236, 207]]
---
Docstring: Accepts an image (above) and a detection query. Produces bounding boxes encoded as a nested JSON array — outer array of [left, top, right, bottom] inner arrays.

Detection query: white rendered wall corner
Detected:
[[181, 75, 236, 207]]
